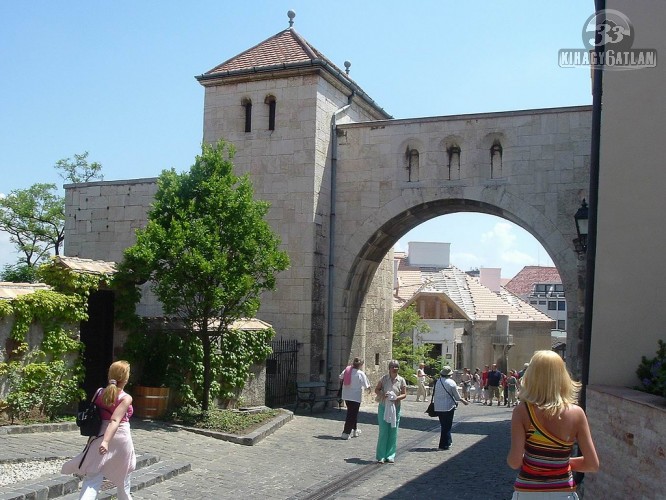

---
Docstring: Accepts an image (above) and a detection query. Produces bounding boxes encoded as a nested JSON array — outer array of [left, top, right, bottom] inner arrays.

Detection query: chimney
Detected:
[[407, 242, 451, 267], [479, 267, 502, 292]]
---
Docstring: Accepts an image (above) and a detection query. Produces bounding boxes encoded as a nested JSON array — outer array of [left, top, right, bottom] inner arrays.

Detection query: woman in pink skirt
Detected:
[[62, 360, 136, 499]]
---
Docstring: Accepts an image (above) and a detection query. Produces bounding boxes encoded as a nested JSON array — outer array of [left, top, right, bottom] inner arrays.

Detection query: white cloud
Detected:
[[501, 248, 536, 265], [480, 222, 516, 250]]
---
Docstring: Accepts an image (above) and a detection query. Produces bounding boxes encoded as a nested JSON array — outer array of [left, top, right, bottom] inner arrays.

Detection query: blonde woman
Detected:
[[62, 360, 136, 499], [507, 351, 599, 499]]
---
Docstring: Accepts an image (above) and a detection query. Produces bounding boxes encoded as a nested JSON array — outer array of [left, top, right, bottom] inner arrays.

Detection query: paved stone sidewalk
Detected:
[[0, 398, 517, 499]]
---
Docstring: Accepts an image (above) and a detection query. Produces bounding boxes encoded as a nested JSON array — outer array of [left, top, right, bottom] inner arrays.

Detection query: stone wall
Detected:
[[583, 385, 666, 498], [0, 315, 79, 400], [235, 363, 266, 408]]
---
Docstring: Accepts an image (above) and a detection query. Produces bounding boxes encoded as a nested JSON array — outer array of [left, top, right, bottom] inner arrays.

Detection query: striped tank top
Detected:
[[514, 403, 576, 492]]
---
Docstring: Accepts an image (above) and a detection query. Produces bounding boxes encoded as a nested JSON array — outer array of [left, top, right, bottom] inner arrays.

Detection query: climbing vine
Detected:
[[122, 325, 276, 408], [0, 260, 109, 422]]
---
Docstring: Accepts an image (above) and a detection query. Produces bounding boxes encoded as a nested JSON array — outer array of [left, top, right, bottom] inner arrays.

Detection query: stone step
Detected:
[[0, 453, 161, 500], [59, 460, 191, 500]]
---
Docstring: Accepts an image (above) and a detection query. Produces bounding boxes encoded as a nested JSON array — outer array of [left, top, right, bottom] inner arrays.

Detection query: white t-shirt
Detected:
[[338, 367, 371, 403]]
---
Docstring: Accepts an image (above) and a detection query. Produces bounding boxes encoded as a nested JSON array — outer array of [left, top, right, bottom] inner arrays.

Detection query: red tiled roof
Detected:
[[504, 266, 562, 296], [205, 28, 339, 75], [199, 27, 391, 120]]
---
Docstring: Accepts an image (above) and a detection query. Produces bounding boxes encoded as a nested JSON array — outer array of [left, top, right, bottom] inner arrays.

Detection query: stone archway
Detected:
[[330, 106, 591, 378]]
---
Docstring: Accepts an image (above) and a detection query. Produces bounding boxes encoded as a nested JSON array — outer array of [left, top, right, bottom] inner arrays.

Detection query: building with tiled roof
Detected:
[[505, 265, 568, 335], [504, 266, 562, 297], [394, 243, 553, 373]]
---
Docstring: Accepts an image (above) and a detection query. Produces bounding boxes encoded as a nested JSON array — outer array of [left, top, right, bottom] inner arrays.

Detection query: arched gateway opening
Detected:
[[336, 200, 577, 381]]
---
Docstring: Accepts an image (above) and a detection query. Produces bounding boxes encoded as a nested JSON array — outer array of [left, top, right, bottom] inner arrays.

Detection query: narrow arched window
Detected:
[[490, 140, 503, 178], [241, 98, 252, 133], [405, 146, 419, 182], [265, 95, 276, 131], [447, 145, 461, 180]]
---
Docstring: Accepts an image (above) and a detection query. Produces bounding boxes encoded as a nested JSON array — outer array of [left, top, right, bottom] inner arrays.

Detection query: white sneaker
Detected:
[[352, 429, 362, 438], [341, 433, 350, 440]]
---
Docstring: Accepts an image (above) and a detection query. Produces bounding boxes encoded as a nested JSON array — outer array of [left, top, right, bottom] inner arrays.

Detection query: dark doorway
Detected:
[[80, 290, 115, 401], [423, 342, 443, 377], [265, 338, 298, 407]]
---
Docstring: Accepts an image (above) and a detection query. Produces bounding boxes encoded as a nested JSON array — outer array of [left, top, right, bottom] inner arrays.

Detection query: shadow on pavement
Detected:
[[381, 420, 515, 500]]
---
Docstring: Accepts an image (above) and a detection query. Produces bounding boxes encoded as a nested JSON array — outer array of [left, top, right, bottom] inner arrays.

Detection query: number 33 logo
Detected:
[[582, 10, 634, 51], [594, 21, 628, 46]]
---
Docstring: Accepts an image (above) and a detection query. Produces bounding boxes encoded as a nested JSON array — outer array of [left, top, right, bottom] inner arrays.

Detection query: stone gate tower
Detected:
[[195, 20, 394, 381]]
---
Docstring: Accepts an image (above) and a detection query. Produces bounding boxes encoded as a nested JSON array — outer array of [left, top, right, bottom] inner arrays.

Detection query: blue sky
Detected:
[[0, 0, 594, 278]]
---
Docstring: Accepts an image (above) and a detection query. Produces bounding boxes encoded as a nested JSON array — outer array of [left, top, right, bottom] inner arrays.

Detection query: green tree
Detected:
[[0, 183, 62, 267], [0, 152, 103, 272], [1, 263, 38, 283], [392, 305, 432, 384], [54, 151, 103, 184], [116, 141, 290, 410]]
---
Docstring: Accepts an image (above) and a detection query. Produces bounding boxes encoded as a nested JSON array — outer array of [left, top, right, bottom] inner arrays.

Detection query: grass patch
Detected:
[[168, 406, 280, 435]]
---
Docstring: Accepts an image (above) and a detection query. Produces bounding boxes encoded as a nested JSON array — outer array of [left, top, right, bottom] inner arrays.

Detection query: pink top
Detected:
[[94, 389, 134, 423]]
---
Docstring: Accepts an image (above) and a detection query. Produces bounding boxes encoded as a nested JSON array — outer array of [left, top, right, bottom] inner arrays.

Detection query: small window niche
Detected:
[[265, 95, 276, 131], [447, 144, 461, 180], [490, 140, 503, 178], [241, 97, 252, 133], [405, 146, 420, 182]]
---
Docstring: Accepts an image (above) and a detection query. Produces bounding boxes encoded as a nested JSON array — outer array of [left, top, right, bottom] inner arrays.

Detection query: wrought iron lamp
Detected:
[[573, 199, 589, 257]]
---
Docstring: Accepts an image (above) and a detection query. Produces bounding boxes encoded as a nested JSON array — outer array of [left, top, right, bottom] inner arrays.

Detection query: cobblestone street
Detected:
[[0, 397, 518, 499]]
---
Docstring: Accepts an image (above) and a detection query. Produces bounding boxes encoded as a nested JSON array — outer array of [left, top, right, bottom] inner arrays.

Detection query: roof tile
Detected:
[[504, 266, 562, 297], [205, 28, 344, 76], [393, 256, 553, 323]]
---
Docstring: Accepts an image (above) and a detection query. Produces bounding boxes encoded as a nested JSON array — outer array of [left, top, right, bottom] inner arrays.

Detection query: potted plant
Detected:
[[123, 329, 174, 418]]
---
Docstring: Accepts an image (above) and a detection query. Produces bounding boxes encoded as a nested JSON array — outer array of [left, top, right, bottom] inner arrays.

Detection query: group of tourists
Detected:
[[466, 363, 528, 407], [338, 358, 469, 464], [338, 351, 599, 499], [415, 362, 527, 408]]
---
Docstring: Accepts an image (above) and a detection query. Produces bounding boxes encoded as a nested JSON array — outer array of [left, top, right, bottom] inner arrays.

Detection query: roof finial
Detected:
[[344, 60, 351, 75], [287, 10, 296, 28]]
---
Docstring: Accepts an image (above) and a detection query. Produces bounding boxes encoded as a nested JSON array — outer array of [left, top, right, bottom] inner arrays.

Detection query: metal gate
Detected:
[[265, 338, 298, 407]]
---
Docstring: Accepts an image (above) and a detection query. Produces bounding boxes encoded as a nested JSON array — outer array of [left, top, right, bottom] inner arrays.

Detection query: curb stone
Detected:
[[0, 422, 78, 435], [59, 460, 192, 500], [170, 408, 293, 445], [0, 454, 160, 500]]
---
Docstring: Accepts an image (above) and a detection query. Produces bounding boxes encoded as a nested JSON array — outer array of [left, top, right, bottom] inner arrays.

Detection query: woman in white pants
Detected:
[[62, 360, 136, 499]]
